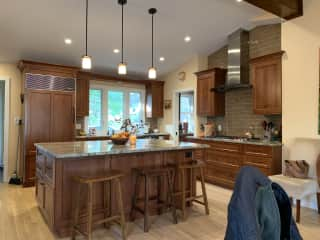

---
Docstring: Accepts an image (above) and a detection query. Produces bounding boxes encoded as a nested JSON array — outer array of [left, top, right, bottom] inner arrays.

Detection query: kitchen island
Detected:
[[34, 139, 208, 237]]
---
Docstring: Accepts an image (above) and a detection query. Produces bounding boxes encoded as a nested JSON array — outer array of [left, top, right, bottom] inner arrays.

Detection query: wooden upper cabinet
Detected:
[[250, 51, 284, 115], [195, 68, 226, 116], [76, 77, 89, 117], [146, 82, 164, 118]]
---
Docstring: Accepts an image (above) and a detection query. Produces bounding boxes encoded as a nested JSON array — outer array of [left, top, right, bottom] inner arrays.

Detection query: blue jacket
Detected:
[[225, 166, 302, 240], [255, 184, 281, 240], [272, 182, 302, 240], [225, 166, 272, 240]]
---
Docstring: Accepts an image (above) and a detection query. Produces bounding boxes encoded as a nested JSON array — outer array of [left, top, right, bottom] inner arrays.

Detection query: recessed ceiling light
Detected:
[[184, 36, 191, 42], [64, 38, 72, 45], [159, 57, 165, 62], [236, 0, 243, 2], [113, 49, 120, 53]]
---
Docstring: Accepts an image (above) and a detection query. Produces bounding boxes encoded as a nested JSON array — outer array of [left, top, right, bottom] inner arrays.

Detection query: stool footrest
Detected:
[[185, 195, 204, 202], [73, 226, 88, 238], [136, 196, 160, 202], [173, 190, 191, 196], [94, 215, 121, 226]]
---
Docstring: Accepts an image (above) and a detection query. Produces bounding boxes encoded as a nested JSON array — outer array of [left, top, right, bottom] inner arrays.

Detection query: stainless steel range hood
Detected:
[[213, 29, 252, 93]]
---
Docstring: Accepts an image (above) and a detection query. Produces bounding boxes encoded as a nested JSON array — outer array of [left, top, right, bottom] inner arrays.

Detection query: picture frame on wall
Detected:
[[164, 99, 172, 109]]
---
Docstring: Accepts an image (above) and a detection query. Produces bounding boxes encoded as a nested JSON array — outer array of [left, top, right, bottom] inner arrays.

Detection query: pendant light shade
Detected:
[[148, 8, 157, 79], [118, 62, 127, 75], [148, 67, 157, 79], [82, 55, 92, 69], [82, 0, 92, 70], [118, 0, 127, 75]]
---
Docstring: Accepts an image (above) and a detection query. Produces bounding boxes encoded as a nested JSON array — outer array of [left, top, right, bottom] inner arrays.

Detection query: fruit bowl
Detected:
[[110, 131, 130, 145], [111, 137, 129, 145]]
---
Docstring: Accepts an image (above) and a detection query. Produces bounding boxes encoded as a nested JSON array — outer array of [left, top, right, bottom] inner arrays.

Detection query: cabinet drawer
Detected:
[[244, 145, 272, 157], [44, 156, 54, 181], [242, 163, 270, 176], [243, 155, 271, 169], [207, 149, 242, 166], [210, 142, 242, 153], [206, 161, 240, 182], [36, 152, 45, 172]]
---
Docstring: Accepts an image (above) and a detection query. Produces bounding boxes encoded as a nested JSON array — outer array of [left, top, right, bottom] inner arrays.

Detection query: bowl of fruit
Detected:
[[110, 132, 130, 145]]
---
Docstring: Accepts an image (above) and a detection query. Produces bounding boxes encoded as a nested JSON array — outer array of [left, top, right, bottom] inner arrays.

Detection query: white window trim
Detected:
[[85, 81, 146, 135], [0, 77, 10, 182]]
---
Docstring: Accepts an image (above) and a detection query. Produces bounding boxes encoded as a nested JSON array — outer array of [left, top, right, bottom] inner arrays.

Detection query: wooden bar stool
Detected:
[[71, 169, 126, 240], [173, 160, 209, 220], [130, 166, 178, 232]]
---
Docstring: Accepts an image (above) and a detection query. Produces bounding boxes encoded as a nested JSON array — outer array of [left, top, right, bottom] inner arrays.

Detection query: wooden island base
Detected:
[[36, 147, 204, 237]]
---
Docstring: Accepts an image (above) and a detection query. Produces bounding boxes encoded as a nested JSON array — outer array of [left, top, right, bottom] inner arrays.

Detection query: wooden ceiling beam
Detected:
[[244, 0, 303, 20]]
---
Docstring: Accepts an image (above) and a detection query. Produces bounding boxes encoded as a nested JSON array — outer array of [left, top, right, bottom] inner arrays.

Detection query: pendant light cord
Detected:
[[121, 3, 124, 63], [152, 14, 154, 67], [85, 0, 88, 56]]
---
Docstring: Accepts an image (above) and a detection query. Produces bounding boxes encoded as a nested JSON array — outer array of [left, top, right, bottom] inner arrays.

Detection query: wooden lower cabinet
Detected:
[[186, 139, 282, 189]]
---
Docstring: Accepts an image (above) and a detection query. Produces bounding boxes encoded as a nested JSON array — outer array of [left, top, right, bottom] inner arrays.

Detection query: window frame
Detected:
[[85, 81, 146, 135]]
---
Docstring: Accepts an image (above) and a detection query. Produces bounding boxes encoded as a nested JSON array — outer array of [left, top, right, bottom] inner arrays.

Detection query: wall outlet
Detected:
[[75, 123, 82, 130], [14, 117, 22, 125]]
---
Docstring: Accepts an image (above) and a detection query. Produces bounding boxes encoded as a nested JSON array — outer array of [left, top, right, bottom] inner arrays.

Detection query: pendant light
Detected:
[[118, 0, 127, 75], [81, 0, 92, 70], [148, 8, 157, 79]]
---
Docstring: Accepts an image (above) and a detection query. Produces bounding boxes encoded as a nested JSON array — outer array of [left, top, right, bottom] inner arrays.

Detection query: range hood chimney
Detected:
[[213, 29, 251, 93]]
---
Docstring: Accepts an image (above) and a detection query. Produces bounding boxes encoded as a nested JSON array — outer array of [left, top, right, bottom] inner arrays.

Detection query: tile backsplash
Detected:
[[208, 89, 281, 138]]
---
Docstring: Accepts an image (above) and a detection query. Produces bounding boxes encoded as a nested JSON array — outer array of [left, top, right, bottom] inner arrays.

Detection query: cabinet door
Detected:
[[25, 90, 52, 186], [152, 84, 164, 117], [76, 78, 89, 117], [146, 83, 164, 118], [50, 92, 75, 142], [26, 90, 51, 151], [197, 75, 212, 115], [43, 183, 54, 227], [35, 177, 45, 208], [251, 53, 282, 115]]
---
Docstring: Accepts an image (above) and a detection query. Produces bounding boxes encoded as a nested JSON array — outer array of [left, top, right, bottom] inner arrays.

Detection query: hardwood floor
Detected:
[[0, 182, 319, 240]]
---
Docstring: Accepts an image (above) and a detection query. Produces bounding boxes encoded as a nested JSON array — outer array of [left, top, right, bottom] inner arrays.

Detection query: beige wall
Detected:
[[282, 0, 320, 209], [0, 64, 22, 181], [159, 55, 208, 137]]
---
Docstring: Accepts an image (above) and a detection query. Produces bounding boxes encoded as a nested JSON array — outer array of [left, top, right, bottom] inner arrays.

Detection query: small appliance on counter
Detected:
[[204, 123, 215, 137]]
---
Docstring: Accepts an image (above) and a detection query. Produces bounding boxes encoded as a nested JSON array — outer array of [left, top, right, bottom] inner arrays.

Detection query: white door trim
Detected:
[[172, 88, 195, 136], [0, 77, 10, 182]]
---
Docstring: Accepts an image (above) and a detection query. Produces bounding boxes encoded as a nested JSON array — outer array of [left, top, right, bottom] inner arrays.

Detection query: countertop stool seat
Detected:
[[172, 160, 209, 220], [130, 166, 178, 232], [71, 169, 126, 240]]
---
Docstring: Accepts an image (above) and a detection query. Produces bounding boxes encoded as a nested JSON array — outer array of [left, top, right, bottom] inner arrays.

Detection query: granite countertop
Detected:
[[186, 136, 282, 147], [35, 139, 208, 159]]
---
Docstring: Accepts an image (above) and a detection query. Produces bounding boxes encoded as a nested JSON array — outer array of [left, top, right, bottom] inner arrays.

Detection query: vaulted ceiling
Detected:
[[0, 0, 274, 78]]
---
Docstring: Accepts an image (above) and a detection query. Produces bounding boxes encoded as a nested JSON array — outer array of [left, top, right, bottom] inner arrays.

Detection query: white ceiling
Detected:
[[0, 0, 271, 78]]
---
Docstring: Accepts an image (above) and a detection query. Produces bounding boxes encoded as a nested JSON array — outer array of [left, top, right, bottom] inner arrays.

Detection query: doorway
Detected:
[[0, 80, 5, 182], [173, 90, 195, 136]]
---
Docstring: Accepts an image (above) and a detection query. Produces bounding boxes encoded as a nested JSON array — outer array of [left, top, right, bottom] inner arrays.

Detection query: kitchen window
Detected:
[[179, 92, 195, 133], [86, 81, 145, 135]]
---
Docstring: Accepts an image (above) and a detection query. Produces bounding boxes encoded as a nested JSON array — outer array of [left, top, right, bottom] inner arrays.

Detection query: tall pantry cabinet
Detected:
[[19, 61, 79, 187]]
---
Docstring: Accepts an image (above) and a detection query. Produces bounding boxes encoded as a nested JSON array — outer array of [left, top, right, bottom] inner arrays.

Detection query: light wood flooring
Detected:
[[0, 182, 319, 240]]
